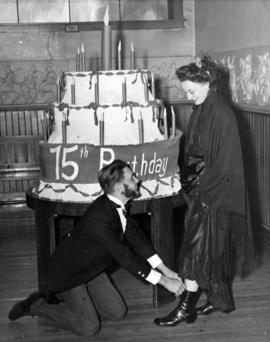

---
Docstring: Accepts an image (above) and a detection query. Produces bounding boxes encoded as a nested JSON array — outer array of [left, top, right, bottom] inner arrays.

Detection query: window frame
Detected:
[[0, 0, 184, 31]]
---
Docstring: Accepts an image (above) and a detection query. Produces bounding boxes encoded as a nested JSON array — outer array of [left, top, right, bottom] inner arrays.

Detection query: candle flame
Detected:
[[118, 40, 121, 51], [81, 43, 84, 53], [130, 41, 134, 51], [103, 4, 109, 26]]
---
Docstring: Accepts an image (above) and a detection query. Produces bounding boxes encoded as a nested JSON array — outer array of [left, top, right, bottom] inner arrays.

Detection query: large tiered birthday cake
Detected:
[[33, 69, 181, 202]]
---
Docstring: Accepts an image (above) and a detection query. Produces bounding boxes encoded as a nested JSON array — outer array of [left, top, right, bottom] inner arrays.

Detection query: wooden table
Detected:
[[26, 189, 185, 307]]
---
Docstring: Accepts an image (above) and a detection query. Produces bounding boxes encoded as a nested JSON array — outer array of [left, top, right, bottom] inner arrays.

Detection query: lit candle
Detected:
[[62, 113, 67, 144], [151, 72, 155, 98], [81, 43, 86, 71], [163, 107, 168, 140], [71, 77, 76, 104], [171, 106, 176, 138], [76, 47, 80, 72], [143, 74, 149, 103], [57, 77, 61, 103], [130, 41, 135, 69], [101, 4, 112, 70], [95, 73, 99, 105], [122, 76, 127, 103], [138, 111, 144, 144], [118, 40, 122, 70], [99, 111, 104, 145]]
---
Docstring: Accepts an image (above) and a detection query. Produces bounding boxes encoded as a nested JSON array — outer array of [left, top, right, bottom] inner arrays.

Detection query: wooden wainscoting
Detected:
[[236, 105, 270, 246], [0, 104, 51, 204]]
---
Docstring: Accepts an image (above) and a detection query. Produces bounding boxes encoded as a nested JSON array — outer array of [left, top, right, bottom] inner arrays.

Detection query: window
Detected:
[[0, 0, 183, 30]]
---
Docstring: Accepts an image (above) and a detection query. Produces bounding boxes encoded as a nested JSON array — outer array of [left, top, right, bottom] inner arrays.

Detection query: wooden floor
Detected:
[[0, 204, 270, 342]]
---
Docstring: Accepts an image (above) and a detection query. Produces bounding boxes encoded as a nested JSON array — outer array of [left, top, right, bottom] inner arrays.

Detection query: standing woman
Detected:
[[154, 56, 254, 327]]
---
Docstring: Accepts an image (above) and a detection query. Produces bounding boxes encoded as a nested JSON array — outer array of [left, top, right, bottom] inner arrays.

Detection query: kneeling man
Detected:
[[9, 159, 184, 336]]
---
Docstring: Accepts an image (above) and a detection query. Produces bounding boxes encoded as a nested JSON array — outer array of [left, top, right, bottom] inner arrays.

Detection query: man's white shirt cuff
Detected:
[[147, 254, 162, 269], [146, 269, 161, 285]]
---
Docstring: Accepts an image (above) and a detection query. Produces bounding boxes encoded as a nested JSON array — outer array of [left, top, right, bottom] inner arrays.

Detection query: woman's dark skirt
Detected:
[[178, 192, 253, 312]]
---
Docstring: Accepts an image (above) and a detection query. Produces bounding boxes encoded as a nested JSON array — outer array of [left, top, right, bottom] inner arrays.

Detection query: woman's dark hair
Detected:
[[98, 159, 130, 194], [176, 62, 211, 84], [176, 55, 232, 103]]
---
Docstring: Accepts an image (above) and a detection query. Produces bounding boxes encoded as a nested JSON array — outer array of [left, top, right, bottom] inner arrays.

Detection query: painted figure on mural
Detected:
[[0, 65, 21, 104], [39, 65, 57, 102], [255, 51, 270, 105], [154, 55, 254, 327], [237, 54, 256, 103], [22, 65, 42, 103]]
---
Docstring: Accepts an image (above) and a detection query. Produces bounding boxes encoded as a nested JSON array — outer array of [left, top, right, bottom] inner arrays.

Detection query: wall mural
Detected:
[[214, 45, 270, 109], [0, 64, 57, 105], [0, 61, 185, 105], [5, 46, 270, 108]]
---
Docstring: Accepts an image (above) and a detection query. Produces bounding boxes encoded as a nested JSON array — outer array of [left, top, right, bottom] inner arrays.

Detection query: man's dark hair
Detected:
[[98, 159, 131, 194]]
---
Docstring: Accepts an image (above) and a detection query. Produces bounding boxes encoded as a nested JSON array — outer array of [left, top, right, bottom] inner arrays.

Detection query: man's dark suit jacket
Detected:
[[46, 194, 157, 293]]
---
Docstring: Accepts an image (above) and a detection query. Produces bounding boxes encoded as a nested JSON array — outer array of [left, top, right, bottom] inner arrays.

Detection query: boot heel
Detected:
[[185, 312, 197, 324]]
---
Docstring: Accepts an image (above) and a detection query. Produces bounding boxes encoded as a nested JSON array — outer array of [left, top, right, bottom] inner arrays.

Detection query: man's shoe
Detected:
[[8, 291, 45, 321], [196, 302, 217, 315]]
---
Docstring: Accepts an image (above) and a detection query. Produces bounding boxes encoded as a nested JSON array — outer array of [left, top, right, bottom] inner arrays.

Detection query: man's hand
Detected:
[[158, 275, 185, 296], [157, 263, 180, 280]]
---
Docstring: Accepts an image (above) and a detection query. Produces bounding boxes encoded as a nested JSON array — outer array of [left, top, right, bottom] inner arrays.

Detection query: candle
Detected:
[[122, 76, 127, 103], [138, 111, 144, 144], [130, 41, 135, 69], [41, 116, 47, 143], [101, 4, 112, 70], [118, 40, 122, 70], [81, 43, 86, 71], [71, 78, 76, 104], [163, 107, 168, 140], [62, 113, 67, 144], [171, 106, 176, 138], [76, 47, 80, 72], [99, 111, 104, 145], [143, 74, 149, 103], [151, 72, 155, 98], [57, 77, 61, 103], [46, 111, 50, 137], [95, 73, 99, 105]]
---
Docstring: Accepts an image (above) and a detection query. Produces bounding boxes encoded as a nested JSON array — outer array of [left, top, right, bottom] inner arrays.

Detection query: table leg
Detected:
[[150, 197, 175, 307], [34, 202, 55, 291]]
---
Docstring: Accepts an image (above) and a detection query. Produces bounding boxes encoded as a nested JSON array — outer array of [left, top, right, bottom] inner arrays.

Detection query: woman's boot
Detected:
[[154, 290, 198, 327]]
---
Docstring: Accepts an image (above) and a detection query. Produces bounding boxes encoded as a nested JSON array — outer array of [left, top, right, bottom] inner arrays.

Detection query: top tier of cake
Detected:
[[60, 69, 155, 107], [50, 69, 163, 145]]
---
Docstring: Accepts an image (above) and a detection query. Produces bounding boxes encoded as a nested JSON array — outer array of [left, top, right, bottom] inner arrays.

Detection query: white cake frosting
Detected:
[[33, 69, 181, 203]]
